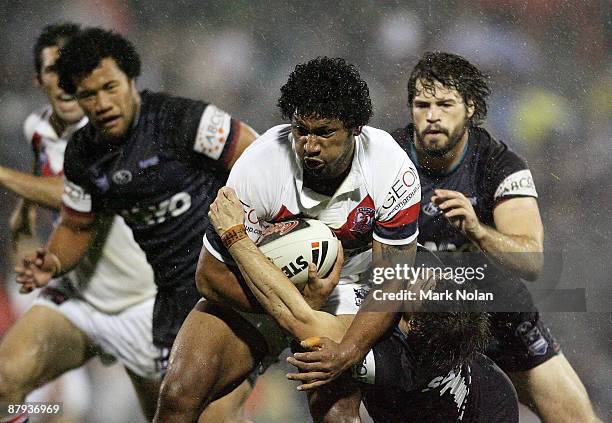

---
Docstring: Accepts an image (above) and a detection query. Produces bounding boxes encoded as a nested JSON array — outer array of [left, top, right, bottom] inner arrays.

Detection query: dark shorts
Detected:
[[360, 328, 519, 423], [486, 312, 561, 373], [153, 282, 202, 348]]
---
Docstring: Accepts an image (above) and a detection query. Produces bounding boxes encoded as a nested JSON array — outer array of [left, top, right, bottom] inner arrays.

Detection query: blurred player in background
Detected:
[[14, 27, 258, 422], [155, 57, 421, 423], [0, 23, 160, 422], [389, 51, 601, 423]]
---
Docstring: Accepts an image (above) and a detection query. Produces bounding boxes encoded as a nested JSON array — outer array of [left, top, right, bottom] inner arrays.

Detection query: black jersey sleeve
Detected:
[[478, 130, 538, 209], [164, 95, 241, 169], [61, 128, 98, 215]]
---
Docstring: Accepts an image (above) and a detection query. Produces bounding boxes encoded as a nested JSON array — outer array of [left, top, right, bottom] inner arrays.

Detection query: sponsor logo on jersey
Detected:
[[121, 192, 192, 225], [382, 172, 420, 214], [494, 169, 538, 199], [194, 104, 232, 160], [422, 201, 441, 216], [112, 169, 133, 185], [351, 207, 375, 234], [63, 180, 93, 213], [422, 367, 470, 418], [139, 155, 160, 169]]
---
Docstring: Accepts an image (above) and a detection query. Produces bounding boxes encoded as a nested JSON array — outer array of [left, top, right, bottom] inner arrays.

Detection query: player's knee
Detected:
[[157, 371, 206, 415], [0, 361, 28, 402], [316, 406, 360, 423]]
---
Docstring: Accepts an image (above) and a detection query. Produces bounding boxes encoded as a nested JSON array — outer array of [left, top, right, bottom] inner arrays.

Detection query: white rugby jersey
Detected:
[[23, 106, 156, 313], [204, 124, 421, 283]]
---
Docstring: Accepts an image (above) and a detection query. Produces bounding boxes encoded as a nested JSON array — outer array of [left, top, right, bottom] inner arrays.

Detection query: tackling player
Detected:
[[154, 57, 421, 422], [0, 23, 160, 421], [14, 27, 258, 422]]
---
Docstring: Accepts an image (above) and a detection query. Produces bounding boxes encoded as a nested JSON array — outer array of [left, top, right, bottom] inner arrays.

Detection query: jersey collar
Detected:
[[36, 105, 88, 141]]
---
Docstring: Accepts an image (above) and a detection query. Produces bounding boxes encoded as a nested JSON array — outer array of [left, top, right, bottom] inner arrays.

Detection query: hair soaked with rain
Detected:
[[278, 57, 373, 130], [56, 27, 141, 95], [407, 51, 491, 126], [33, 22, 81, 77]]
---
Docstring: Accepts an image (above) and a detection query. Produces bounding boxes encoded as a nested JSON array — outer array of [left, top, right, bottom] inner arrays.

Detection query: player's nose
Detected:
[[304, 134, 321, 155]]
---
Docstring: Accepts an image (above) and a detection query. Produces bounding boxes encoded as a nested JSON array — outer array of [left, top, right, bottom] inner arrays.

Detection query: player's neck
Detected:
[[415, 128, 469, 175], [49, 113, 69, 137]]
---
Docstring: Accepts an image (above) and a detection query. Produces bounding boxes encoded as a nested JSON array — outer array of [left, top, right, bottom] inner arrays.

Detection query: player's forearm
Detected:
[[470, 224, 543, 280], [0, 166, 62, 209], [341, 310, 399, 364], [46, 220, 95, 275], [228, 237, 316, 333]]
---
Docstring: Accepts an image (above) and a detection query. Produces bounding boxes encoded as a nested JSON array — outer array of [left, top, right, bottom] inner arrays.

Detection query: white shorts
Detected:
[[235, 279, 370, 358], [33, 281, 167, 379]]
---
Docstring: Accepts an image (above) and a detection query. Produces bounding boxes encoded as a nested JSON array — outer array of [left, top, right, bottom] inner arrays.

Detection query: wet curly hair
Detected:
[[278, 57, 373, 129], [56, 27, 141, 95], [33, 22, 81, 79], [407, 51, 491, 126]]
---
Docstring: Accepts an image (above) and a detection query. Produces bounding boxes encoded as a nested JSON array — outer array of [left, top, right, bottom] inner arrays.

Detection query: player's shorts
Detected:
[[486, 312, 561, 373], [33, 279, 167, 379]]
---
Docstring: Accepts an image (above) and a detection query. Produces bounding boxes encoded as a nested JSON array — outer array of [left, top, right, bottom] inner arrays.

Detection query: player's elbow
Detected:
[[195, 259, 219, 301]]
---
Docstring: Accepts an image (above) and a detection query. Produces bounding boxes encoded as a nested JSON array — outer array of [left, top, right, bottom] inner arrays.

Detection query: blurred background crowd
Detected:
[[0, 0, 609, 421]]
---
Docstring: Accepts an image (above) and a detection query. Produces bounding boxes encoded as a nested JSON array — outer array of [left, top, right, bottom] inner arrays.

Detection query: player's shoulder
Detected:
[[228, 124, 292, 180], [358, 125, 413, 173], [238, 124, 292, 162], [141, 90, 207, 116], [472, 127, 526, 167], [64, 123, 97, 171], [23, 105, 52, 142]]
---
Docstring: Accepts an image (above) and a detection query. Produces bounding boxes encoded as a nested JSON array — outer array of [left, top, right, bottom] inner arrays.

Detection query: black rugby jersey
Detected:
[[360, 336, 518, 423], [63, 90, 241, 346], [392, 125, 538, 311]]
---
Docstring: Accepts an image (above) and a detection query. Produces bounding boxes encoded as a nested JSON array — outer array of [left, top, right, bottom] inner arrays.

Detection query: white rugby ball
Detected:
[[256, 218, 338, 291]]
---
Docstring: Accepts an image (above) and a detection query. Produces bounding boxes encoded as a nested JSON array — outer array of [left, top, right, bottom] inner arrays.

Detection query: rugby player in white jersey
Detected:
[[155, 57, 421, 422], [0, 23, 162, 422]]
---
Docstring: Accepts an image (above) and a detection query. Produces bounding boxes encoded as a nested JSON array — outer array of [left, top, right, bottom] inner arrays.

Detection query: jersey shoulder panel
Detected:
[[63, 124, 96, 186], [23, 106, 51, 145], [473, 128, 537, 203]]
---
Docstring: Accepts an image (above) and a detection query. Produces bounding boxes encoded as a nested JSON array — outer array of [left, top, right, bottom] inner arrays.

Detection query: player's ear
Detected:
[[33, 74, 41, 88], [466, 99, 475, 119]]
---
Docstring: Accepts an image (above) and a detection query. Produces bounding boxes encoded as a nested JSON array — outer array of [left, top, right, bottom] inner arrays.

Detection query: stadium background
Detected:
[[0, 1, 609, 421]]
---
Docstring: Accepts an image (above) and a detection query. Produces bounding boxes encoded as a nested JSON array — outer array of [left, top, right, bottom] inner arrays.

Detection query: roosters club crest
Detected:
[[351, 207, 375, 234]]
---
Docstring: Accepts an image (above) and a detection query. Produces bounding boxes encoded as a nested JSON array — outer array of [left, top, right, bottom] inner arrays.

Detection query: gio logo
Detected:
[[121, 192, 192, 225]]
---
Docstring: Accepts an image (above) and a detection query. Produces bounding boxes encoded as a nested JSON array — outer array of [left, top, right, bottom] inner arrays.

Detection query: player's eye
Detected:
[[414, 102, 429, 109], [295, 126, 308, 136]]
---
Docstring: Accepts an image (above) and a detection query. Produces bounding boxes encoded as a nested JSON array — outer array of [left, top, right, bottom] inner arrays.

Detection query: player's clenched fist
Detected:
[[432, 189, 485, 240], [14, 248, 59, 294], [208, 186, 245, 236]]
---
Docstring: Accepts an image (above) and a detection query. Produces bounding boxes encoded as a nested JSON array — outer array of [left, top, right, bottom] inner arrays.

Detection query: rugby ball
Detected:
[[256, 218, 338, 291]]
